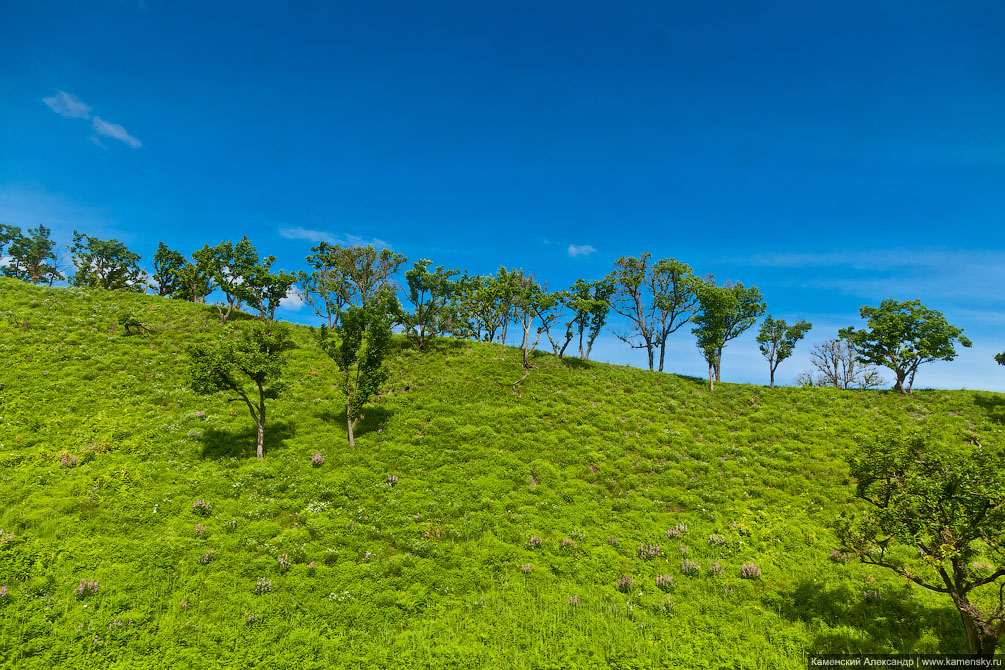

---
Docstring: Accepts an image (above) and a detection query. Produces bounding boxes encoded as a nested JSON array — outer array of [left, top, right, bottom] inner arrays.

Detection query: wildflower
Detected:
[[617, 576, 635, 592], [709, 559, 722, 576], [520, 564, 531, 574], [569, 595, 579, 606], [830, 549, 851, 564], [561, 537, 576, 549], [680, 559, 701, 576], [253, 578, 272, 594], [194, 524, 207, 538], [607, 535, 619, 547], [277, 554, 291, 570], [708, 534, 726, 548], [655, 574, 675, 591], [864, 589, 882, 601], [740, 563, 761, 579], [525, 535, 542, 549], [637, 543, 660, 560], [198, 551, 215, 565], [311, 453, 325, 467], [387, 474, 398, 486], [74, 579, 99, 597], [191, 499, 212, 516]]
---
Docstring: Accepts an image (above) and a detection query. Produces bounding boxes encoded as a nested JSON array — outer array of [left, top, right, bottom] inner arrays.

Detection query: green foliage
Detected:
[[398, 260, 459, 350], [995, 352, 1004, 366], [152, 243, 214, 302], [69, 231, 146, 292], [559, 278, 614, 360], [190, 321, 294, 458], [692, 280, 767, 389], [839, 299, 972, 394], [836, 430, 1005, 655], [2, 277, 1005, 667], [192, 237, 259, 323], [1, 225, 60, 285], [316, 291, 394, 446], [757, 316, 812, 388]]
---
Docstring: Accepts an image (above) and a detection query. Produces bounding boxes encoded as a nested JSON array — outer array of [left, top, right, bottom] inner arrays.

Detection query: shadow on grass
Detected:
[[778, 578, 964, 654], [318, 406, 393, 442], [199, 420, 295, 459], [974, 392, 1005, 424]]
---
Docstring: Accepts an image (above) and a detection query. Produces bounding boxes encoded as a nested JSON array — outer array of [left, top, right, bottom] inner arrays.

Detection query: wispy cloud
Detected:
[[43, 91, 92, 119], [42, 91, 141, 149], [568, 243, 597, 258], [92, 116, 141, 149], [278, 226, 391, 249]]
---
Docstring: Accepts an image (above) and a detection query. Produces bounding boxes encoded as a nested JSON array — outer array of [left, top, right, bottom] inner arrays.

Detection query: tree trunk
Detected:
[[658, 341, 666, 372], [715, 349, 722, 382], [346, 397, 355, 447], [256, 421, 264, 459], [959, 608, 1000, 658], [646, 345, 654, 371], [769, 366, 775, 389], [708, 364, 715, 392]]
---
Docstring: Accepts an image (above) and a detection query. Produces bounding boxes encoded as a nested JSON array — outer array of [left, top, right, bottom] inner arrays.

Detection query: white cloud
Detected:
[[92, 116, 141, 148], [568, 243, 597, 258], [279, 288, 304, 311], [278, 226, 391, 249], [43, 91, 92, 119]]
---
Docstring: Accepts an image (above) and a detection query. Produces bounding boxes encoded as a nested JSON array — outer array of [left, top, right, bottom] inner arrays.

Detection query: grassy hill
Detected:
[[1, 277, 1003, 668]]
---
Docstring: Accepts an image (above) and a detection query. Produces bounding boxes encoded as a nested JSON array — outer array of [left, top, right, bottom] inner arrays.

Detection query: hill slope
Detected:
[[1, 278, 1003, 668]]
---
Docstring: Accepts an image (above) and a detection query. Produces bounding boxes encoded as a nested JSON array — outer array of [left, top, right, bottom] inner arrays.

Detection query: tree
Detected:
[[608, 253, 660, 371], [839, 299, 971, 395], [397, 260, 459, 350], [189, 322, 294, 459], [995, 353, 1004, 366], [651, 259, 700, 372], [691, 280, 766, 390], [836, 430, 1005, 657], [151, 243, 188, 297], [316, 290, 394, 447], [756, 315, 812, 388], [559, 278, 614, 360], [797, 339, 883, 390], [2, 225, 60, 285], [69, 231, 146, 292], [243, 260, 296, 322], [297, 243, 351, 328], [0, 225, 18, 258], [193, 238, 258, 323]]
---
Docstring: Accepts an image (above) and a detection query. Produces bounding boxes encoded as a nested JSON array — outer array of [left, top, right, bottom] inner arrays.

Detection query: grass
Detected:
[[0, 276, 1003, 668]]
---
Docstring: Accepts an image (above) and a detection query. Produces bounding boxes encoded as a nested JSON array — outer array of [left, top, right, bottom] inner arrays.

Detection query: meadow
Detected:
[[1, 277, 1003, 668]]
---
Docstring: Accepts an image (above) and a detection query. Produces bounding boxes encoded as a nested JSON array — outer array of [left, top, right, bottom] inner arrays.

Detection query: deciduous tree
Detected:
[[2, 225, 60, 285], [559, 278, 614, 360], [189, 322, 294, 459], [691, 280, 766, 390], [756, 315, 812, 388], [69, 231, 146, 292], [797, 339, 883, 390], [838, 299, 971, 394], [836, 430, 1005, 657], [397, 260, 459, 350], [316, 290, 394, 447]]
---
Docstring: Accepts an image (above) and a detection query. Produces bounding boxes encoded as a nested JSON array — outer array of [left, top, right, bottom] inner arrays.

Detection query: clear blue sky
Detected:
[[2, 1, 1004, 391]]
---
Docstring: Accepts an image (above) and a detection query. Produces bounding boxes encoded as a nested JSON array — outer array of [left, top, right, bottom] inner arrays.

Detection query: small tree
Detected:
[[798, 339, 883, 390], [756, 316, 812, 388], [3, 225, 60, 285], [839, 299, 971, 395], [836, 430, 1005, 657], [151, 243, 188, 297], [995, 353, 1004, 366], [297, 242, 352, 328], [559, 278, 614, 360], [193, 237, 259, 323], [69, 231, 146, 292], [243, 260, 296, 322], [608, 253, 660, 371], [398, 260, 459, 350], [316, 291, 393, 447], [691, 280, 766, 390], [651, 258, 699, 372], [189, 322, 294, 459]]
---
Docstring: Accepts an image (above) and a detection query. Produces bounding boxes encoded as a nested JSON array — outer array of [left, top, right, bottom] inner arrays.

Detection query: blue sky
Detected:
[[2, 1, 1004, 391]]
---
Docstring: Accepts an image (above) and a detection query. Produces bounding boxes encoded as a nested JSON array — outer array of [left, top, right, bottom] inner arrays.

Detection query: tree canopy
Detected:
[[756, 315, 812, 388], [838, 299, 971, 394], [691, 280, 766, 390], [69, 231, 146, 292], [836, 430, 1005, 656]]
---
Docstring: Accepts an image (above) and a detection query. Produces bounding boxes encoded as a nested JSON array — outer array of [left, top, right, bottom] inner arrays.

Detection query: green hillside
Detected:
[[1, 277, 1003, 668]]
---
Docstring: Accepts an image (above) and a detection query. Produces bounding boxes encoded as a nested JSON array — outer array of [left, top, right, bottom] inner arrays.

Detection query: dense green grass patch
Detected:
[[0, 277, 1002, 668]]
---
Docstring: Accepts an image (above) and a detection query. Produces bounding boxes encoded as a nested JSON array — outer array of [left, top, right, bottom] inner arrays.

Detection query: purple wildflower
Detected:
[[740, 563, 761, 579]]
